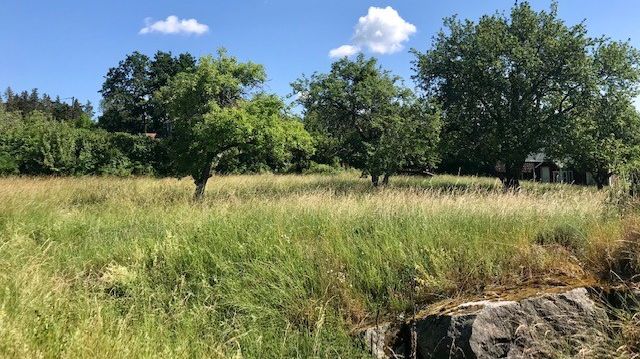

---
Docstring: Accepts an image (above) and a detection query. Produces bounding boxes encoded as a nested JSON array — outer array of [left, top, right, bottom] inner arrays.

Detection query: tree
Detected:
[[293, 54, 440, 186], [368, 99, 441, 185], [216, 94, 315, 174], [412, 1, 593, 188], [561, 41, 640, 189], [3, 87, 15, 106], [99, 52, 151, 133], [2, 87, 92, 124], [99, 51, 196, 135], [158, 50, 314, 200]]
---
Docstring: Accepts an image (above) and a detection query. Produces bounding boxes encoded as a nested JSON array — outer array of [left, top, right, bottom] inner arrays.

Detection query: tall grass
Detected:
[[0, 174, 626, 357]]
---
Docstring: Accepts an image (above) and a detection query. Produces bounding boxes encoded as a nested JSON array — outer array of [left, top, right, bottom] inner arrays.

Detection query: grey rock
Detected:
[[361, 322, 393, 359], [360, 288, 612, 359]]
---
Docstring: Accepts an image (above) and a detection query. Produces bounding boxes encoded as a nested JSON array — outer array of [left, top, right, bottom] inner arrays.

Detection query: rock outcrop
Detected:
[[359, 287, 614, 358]]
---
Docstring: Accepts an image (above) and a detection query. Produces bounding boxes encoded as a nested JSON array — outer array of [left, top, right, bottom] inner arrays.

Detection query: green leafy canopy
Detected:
[[159, 50, 313, 199], [413, 1, 596, 186], [293, 54, 441, 185]]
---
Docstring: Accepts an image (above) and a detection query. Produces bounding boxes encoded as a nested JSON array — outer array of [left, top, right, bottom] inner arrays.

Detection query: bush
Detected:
[[0, 151, 18, 175], [109, 132, 158, 175], [303, 162, 342, 175], [1, 106, 314, 178], [0, 111, 166, 176]]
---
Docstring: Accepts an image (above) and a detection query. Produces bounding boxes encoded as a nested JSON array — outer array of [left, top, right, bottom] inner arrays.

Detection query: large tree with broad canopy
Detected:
[[159, 50, 313, 200], [412, 1, 594, 188]]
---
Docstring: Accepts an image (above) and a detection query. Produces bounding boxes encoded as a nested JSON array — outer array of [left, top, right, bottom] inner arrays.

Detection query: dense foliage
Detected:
[[99, 51, 197, 135], [293, 55, 441, 185], [158, 50, 314, 199], [1, 52, 314, 184], [412, 2, 594, 187], [560, 41, 640, 188], [0, 107, 164, 176], [3, 87, 94, 127]]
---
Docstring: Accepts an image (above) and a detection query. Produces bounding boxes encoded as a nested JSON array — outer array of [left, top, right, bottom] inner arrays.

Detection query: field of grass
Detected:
[[0, 173, 634, 357]]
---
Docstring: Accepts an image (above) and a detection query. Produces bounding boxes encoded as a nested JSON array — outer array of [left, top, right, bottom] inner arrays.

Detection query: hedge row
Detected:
[[0, 113, 167, 176]]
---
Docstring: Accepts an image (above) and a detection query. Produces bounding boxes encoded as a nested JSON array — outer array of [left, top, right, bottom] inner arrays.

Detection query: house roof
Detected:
[[525, 153, 546, 163], [525, 152, 568, 168]]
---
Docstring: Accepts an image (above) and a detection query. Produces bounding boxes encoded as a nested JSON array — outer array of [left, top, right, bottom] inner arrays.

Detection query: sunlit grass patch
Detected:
[[0, 174, 626, 357]]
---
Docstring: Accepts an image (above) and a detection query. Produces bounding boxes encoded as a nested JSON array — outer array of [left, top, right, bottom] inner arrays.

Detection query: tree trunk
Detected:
[[502, 175, 520, 190], [502, 164, 522, 190], [382, 174, 390, 185], [371, 174, 379, 187], [594, 170, 609, 190], [193, 178, 209, 201], [595, 174, 606, 190], [193, 161, 213, 201]]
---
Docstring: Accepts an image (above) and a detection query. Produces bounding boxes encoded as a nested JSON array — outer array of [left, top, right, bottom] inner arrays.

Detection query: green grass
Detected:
[[0, 174, 629, 357]]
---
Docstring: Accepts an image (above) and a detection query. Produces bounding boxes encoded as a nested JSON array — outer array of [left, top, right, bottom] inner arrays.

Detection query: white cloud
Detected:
[[139, 16, 209, 35], [329, 45, 360, 58], [353, 7, 416, 54], [329, 6, 416, 58]]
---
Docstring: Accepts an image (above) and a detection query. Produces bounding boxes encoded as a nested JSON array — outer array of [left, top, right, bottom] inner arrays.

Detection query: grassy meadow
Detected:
[[0, 173, 635, 358]]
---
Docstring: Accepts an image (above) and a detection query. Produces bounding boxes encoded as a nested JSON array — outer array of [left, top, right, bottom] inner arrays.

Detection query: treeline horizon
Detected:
[[3, 1, 640, 196]]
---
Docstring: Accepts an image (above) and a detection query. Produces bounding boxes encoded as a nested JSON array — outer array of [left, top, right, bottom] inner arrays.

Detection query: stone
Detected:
[[360, 288, 612, 358], [361, 322, 394, 359]]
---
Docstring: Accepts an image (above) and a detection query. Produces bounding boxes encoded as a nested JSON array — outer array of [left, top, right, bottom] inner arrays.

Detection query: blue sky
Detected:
[[1, 1, 639, 114]]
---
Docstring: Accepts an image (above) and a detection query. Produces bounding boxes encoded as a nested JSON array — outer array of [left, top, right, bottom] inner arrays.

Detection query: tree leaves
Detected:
[[294, 55, 441, 184], [158, 50, 313, 198], [413, 1, 594, 183]]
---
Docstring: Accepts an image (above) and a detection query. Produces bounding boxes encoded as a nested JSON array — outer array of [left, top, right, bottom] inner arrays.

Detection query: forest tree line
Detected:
[[2, 2, 640, 197]]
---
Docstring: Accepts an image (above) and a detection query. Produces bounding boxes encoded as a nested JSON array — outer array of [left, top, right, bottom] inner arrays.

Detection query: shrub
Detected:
[[109, 133, 159, 175], [303, 162, 342, 175], [0, 151, 18, 175], [0, 110, 167, 177]]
